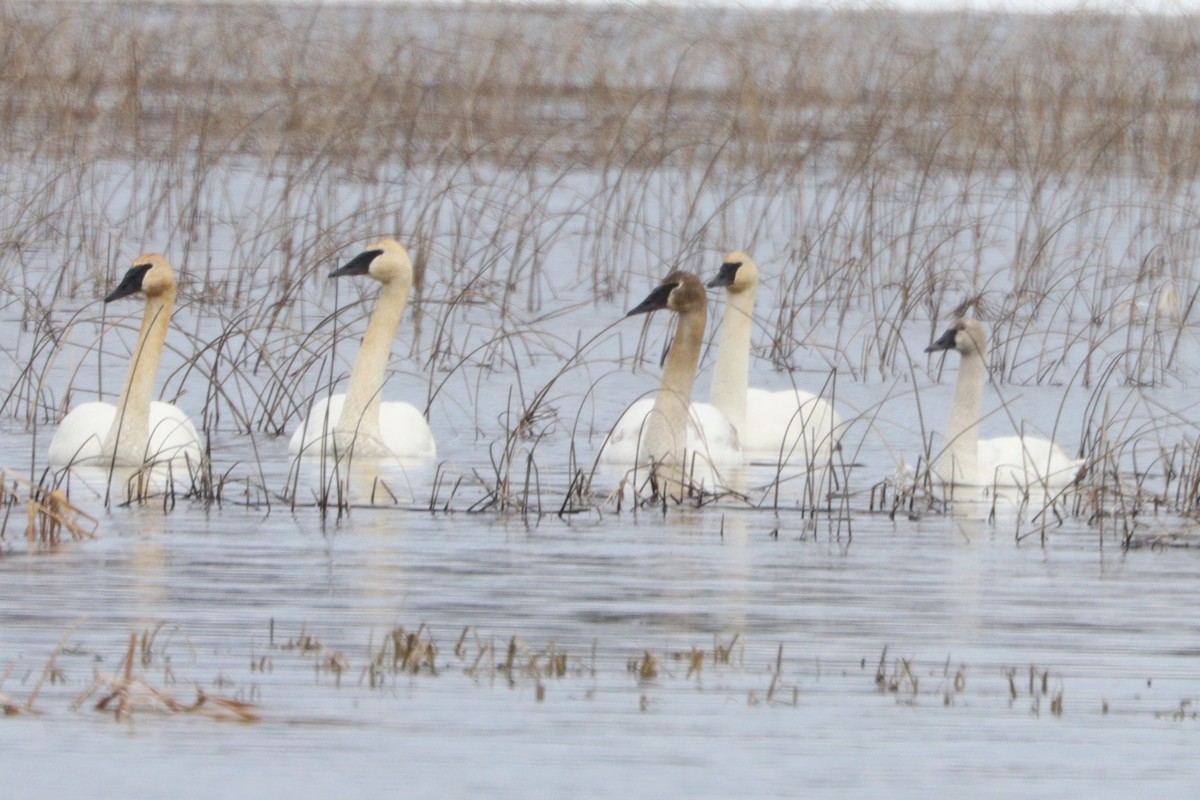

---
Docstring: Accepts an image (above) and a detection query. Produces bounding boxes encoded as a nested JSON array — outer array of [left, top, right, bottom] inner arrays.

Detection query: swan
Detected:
[[290, 238, 436, 461], [925, 317, 1083, 488], [706, 251, 842, 464], [49, 254, 202, 469], [601, 271, 741, 472]]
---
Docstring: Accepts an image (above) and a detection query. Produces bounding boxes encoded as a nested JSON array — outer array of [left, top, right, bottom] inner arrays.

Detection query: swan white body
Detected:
[[601, 272, 741, 486], [707, 252, 841, 463], [926, 318, 1083, 489], [48, 254, 202, 469], [290, 394, 435, 460], [289, 238, 436, 461], [603, 397, 740, 467]]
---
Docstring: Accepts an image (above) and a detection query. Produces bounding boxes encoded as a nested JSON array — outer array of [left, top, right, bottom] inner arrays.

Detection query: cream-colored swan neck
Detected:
[[643, 305, 706, 465], [337, 279, 409, 441], [709, 285, 754, 435], [939, 342, 986, 483], [102, 287, 175, 461]]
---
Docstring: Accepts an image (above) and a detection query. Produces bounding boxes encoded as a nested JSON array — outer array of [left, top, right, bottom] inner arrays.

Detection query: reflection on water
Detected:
[[285, 454, 437, 508]]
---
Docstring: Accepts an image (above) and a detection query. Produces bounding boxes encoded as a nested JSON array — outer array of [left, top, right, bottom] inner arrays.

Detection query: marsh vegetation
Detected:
[[2, 1, 1200, 793]]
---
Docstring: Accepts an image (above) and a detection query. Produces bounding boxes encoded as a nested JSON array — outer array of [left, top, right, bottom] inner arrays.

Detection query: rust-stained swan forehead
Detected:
[[626, 270, 706, 317]]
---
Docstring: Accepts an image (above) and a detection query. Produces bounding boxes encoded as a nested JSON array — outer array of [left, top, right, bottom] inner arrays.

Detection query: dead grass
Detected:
[[0, 469, 96, 547], [5, 4, 1200, 178], [1, 2, 1199, 539]]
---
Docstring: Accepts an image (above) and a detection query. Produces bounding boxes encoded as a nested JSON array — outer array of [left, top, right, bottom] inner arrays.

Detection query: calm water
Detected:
[[4, 155, 1200, 795], [4, 390, 1200, 797]]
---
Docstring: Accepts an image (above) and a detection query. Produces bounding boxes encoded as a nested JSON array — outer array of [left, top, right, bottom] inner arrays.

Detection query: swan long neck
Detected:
[[644, 305, 705, 465], [104, 288, 174, 461], [939, 345, 986, 483], [709, 286, 754, 435], [338, 280, 409, 440]]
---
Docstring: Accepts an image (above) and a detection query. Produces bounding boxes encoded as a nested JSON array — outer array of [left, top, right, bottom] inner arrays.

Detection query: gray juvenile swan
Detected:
[[49, 254, 201, 469], [925, 317, 1082, 488], [707, 251, 841, 463], [602, 271, 741, 470], [290, 238, 436, 460]]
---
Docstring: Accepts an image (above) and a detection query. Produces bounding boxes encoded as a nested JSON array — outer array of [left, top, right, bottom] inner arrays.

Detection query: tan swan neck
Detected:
[[709, 278, 754, 434], [336, 243, 414, 441], [643, 298, 707, 466], [103, 260, 177, 461], [938, 322, 988, 483]]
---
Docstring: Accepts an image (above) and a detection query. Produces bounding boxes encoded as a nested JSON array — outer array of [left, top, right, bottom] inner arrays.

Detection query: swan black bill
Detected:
[[104, 263, 154, 302], [706, 261, 742, 289], [626, 281, 677, 316], [330, 248, 384, 278], [925, 326, 958, 353]]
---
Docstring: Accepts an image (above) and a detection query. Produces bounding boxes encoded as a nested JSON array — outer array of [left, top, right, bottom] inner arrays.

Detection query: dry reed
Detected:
[[1, 2, 1199, 540]]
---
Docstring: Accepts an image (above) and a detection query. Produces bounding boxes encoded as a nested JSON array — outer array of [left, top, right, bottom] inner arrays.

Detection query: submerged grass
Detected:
[[9, 620, 1177, 722]]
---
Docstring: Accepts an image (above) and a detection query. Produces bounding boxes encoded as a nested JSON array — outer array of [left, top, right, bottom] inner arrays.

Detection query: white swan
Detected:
[[706, 252, 842, 464], [602, 271, 741, 471], [925, 317, 1083, 488], [290, 238, 436, 460], [49, 254, 202, 469]]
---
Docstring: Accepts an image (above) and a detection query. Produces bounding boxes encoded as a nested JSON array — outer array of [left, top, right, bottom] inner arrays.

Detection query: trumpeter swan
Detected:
[[707, 251, 842, 464], [925, 317, 1083, 488], [48, 254, 202, 469], [290, 238, 436, 460], [602, 271, 741, 472]]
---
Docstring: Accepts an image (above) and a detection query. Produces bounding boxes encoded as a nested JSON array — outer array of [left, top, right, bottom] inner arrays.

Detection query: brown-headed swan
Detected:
[[289, 239, 436, 461], [601, 271, 741, 472], [49, 254, 202, 469], [925, 317, 1083, 488]]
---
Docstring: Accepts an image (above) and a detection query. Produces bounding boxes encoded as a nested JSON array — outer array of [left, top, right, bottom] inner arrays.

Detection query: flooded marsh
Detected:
[[2, 1, 1200, 796]]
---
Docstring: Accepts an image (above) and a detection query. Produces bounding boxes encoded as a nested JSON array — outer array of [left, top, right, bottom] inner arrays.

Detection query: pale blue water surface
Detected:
[[3, 61, 1200, 799]]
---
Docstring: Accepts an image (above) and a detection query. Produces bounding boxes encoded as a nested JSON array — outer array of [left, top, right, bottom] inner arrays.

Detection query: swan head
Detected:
[[105, 253, 176, 302], [627, 271, 707, 317], [926, 317, 988, 357], [331, 238, 413, 288], [706, 251, 758, 294]]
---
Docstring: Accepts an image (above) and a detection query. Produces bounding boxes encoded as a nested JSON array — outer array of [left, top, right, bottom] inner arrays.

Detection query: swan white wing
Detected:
[[290, 394, 436, 460], [289, 395, 345, 457], [49, 401, 116, 466], [687, 402, 742, 465], [602, 398, 741, 465], [146, 401, 203, 465], [743, 387, 842, 463], [49, 400, 200, 468], [977, 436, 1083, 488], [601, 398, 658, 464], [377, 401, 437, 459]]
